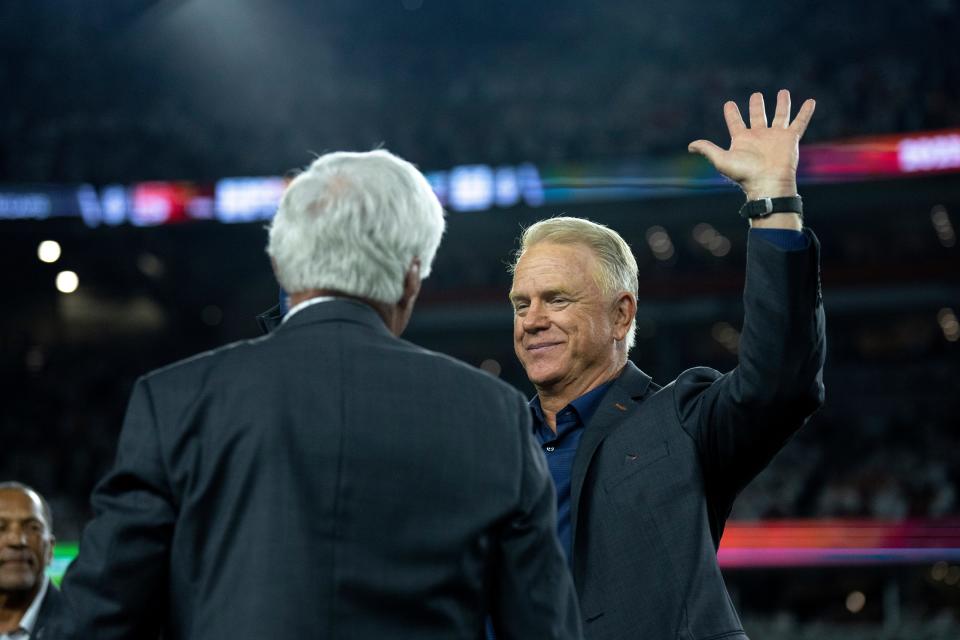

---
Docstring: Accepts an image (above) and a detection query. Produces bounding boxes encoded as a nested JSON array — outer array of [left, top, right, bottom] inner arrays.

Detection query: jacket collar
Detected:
[[31, 580, 61, 639], [569, 361, 654, 578], [256, 304, 283, 334], [270, 298, 393, 338]]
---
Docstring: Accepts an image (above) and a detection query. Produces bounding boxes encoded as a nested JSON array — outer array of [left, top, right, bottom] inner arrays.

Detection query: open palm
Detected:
[[689, 89, 816, 200]]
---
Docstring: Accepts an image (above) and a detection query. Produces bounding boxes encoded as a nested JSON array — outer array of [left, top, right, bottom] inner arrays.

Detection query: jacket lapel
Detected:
[[570, 362, 654, 565], [33, 584, 62, 639]]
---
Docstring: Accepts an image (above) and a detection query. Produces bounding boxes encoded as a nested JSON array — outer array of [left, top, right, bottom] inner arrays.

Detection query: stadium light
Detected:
[[479, 359, 502, 377], [845, 591, 866, 613], [646, 226, 674, 261], [55, 270, 79, 294], [38, 240, 61, 263]]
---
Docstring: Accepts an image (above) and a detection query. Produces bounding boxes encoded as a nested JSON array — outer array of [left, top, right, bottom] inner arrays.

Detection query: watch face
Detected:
[[741, 196, 802, 218], [741, 199, 771, 218]]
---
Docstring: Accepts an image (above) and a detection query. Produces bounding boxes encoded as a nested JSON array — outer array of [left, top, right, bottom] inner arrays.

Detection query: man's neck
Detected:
[[536, 362, 626, 432], [287, 290, 400, 334], [0, 586, 39, 633], [288, 289, 364, 312]]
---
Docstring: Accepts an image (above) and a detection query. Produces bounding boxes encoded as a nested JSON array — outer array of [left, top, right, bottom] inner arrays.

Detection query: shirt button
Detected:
[[545, 446, 555, 452]]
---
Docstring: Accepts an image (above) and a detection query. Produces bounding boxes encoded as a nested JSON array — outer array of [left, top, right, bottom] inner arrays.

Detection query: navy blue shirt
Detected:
[[530, 380, 614, 565], [485, 380, 614, 640], [751, 227, 808, 251]]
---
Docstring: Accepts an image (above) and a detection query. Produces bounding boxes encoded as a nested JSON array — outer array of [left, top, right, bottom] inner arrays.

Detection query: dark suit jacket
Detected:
[[572, 231, 826, 640], [33, 581, 63, 640], [58, 299, 581, 640]]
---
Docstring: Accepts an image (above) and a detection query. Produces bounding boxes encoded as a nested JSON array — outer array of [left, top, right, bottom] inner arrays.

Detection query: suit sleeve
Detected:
[[58, 376, 176, 639], [673, 228, 827, 512], [489, 392, 583, 640]]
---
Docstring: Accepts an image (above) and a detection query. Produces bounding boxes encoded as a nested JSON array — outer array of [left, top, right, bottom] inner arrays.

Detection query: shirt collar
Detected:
[[14, 575, 49, 636], [282, 296, 339, 324], [569, 380, 615, 423], [530, 379, 615, 429]]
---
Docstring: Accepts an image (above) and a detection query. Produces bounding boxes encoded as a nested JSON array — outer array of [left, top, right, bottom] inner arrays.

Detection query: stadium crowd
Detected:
[[1, 1, 958, 183]]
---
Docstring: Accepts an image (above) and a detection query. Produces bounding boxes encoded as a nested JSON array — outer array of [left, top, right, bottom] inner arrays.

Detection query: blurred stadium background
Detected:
[[2, 1, 959, 637]]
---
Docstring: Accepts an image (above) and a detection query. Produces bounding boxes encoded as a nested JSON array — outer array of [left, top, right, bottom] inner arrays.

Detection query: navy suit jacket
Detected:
[[56, 299, 581, 639], [571, 230, 826, 639]]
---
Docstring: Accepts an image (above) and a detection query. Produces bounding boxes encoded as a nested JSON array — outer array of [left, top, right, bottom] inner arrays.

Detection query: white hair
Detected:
[[267, 150, 446, 304], [511, 216, 639, 352]]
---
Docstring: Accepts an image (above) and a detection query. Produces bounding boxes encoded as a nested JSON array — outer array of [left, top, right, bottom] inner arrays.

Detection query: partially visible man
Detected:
[[0, 483, 61, 640], [57, 150, 581, 639], [508, 90, 826, 639]]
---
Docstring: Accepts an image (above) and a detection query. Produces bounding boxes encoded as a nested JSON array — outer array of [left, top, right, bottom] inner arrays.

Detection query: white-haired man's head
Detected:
[[511, 216, 639, 352], [267, 150, 446, 306]]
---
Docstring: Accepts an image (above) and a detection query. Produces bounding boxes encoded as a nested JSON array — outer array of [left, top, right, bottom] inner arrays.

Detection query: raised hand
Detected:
[[688, 89, 815, 202]]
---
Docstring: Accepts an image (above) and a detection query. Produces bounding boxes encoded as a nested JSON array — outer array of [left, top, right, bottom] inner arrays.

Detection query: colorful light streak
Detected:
[[45, 519, 960, 583], [3, 128, 960, 224], [718, 519, 960, 568]]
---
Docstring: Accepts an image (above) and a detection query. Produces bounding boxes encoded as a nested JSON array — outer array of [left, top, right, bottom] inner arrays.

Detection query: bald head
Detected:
[[0, 483, 55, 597]]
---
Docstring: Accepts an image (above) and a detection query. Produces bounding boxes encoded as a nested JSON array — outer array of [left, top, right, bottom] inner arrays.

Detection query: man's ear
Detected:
[[45, 534, 56, 567], [612, 292, 637, 342]]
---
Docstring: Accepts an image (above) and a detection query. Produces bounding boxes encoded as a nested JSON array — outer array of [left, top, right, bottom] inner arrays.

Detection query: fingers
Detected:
[[772, 89, 791, 128], [723, 101, 746, 136], [749, 92, 767, 129], [790, 98, 817, 139], [687, 139, 725, 166]]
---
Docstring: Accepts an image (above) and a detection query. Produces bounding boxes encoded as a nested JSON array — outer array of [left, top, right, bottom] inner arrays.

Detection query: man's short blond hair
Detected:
[[510, 216, 639, 352]]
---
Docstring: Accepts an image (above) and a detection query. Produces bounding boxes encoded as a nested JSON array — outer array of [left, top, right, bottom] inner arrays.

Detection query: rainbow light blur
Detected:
[[718, 519, 960, 568], [801, 128, 960, 181], [537, 127, 960, 203], [3, 128, 960, 225], [46, 519, 960, 582]]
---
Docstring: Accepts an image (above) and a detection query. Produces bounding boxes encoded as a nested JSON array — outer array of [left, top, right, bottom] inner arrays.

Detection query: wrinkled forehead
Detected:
[[0, 489, 47, 524], [510, 241, 604, 293]]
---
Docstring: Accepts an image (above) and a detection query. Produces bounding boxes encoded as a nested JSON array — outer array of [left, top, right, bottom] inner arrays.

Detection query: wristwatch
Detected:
[[738, 195, 803, 219]]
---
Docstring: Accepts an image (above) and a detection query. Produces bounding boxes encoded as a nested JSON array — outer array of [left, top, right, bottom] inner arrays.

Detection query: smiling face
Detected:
[[510, 241, 631, 403], [0, 489, 53, 596]]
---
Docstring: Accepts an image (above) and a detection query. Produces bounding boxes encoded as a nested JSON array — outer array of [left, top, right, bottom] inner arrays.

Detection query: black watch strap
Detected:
[[739, 195, 803, 219]]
